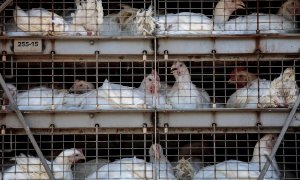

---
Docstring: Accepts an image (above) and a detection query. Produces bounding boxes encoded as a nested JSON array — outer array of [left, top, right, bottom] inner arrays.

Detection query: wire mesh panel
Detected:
[[157, 0, 300, 35], [0, 130, 299, 179], [1, 57, 299, 111], [156, 59, 300, 110], [0, 58, 165, 111], [1, 0, 154, 37], [1, 0, 300, 37]]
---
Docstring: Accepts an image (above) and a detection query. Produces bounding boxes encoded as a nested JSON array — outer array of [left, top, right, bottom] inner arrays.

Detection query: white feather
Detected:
[[157, 12, 213, 35], [5, 85, 68, 111], [3, 148, 84, 180], [214, 0, 300, 34], [226, 68, 298, 108], [194, 134, 279, 179], [167, 62, 211, 109], [13, 6, 88, 36]]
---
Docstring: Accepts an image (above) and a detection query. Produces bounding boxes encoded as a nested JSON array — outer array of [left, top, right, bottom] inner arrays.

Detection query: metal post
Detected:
[[0, 74, 56, 180], [258, 94, 300, 180], [0, 0, 13, 13]]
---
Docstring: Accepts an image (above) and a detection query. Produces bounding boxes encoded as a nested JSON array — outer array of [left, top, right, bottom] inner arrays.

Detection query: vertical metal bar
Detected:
[[212, 123, 217, 178], [212, 51, 216, 108], [95, 51, 99, 109], [0, 0, 13, 13], [51, 52, 55, 110], [258, 94, 300, 180], [1, 126, 4, 178], [0, 74, 56, 180]]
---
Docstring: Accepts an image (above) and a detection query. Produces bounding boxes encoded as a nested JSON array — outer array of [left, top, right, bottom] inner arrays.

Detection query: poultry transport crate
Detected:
[[0, 129, 299, 179], [1, 57, 300, 112], [0, 56, 300, 179], [0, 0, 299, 36], [0, 0, 300, 179]]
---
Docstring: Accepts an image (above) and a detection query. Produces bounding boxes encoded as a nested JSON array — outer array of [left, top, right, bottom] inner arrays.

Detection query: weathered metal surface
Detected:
[[3, 38, 154, 55], [1, 110, 299, 128], [157, 36, 300, 55]]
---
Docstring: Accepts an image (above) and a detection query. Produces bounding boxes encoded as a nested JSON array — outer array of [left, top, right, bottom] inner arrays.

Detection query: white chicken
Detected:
[[3, 148, 85, 180], [167, 61, 211, 109], [100, 69, 171, 109], [100, 79, 147, 109], [137, 69, 171, 109], [69, 80, 95, 94], [2, 84, 68, 111], [100, 5, 155, 36], [156, 0, 245, 35], [13, 6, 88, 36], [86, 143, 176, 180], [148, 144, 176, 179], [62, 86, 112, 110], [62, 70, 167, 110], [71, 0, 103, 34], [214, 0, 300, 34], [72, 158, 110, 179], [118, 5, 156, 35], [258, 68, 299, 108], [226, 67, 298, 108], [194, 134, 279, 179], [98, 5, 137, 36], [228, 67, 258, 89]]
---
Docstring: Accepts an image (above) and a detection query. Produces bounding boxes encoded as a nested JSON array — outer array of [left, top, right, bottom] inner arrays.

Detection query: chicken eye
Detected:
[[148, 78, 152, 82]]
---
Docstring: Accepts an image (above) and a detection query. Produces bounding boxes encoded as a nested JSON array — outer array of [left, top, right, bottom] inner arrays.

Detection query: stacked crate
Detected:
[[0, 0, 300, 179]]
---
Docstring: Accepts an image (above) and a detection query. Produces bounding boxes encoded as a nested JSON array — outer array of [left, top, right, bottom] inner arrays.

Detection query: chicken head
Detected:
[[149, 143, 164, 161], [140, 69, 161, 94], [170, 61, 190, 79], [251, 134, 277, 163], [214, 0, 245, 23], [224, 0, 245, 12], [228, 67, 257, 89], [278, 0, 300, 20], [69, 80, 95, 93], [56, 148, 85, 165]]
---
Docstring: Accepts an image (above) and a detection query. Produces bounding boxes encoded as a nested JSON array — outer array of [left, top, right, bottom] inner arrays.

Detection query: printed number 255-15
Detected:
[[17, 41, 39, 47]]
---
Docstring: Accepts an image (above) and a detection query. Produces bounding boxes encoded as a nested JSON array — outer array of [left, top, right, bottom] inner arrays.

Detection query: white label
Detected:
[[14, 39, 42, 53]]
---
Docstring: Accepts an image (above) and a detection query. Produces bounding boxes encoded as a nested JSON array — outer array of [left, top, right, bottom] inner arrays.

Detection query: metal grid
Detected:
[[156, 0, 300, 35], [1, 58, 299, 111], [0, 131, 299, 179], [1, 0, 300, 37], [1, 0, 154, 37]]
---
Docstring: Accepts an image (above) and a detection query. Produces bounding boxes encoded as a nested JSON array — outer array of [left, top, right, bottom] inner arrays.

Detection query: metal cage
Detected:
[[0, 129, 299, 179], [0, 0, 300, 180], [1, 57, 299, 111], [0, 0, 299, 37]]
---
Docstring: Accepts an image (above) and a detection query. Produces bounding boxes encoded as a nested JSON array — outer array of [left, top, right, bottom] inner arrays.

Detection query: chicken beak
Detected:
[[228, 76, 236, 84], [236, 0, 245, 10], [170, 65, 178, 74], [79, 149, 85, 160], [228, 78, 233, 84]]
